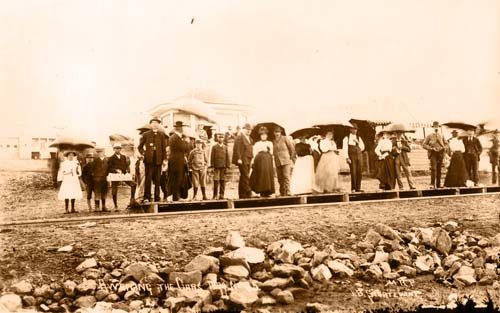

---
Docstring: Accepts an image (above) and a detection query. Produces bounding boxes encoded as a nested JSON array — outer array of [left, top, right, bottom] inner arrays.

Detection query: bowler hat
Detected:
[[242, 123, 252, 130], [174, 121, 186, 128], [149, 116, 162, 124], [431, 121, 440, 128]]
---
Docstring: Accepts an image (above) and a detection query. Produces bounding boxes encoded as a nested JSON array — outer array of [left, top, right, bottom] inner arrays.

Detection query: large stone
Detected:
[[184, 255, 220, 274], [372, 251, 389, 265], [398, 265, 417, 278], [374, 224, 402, 242], [366, 264, 383, 281], [203, 247, 225, 257], [276, 290, 294, 304], [415, 255, 434, 273], [76, 258, 98, 273], [379, 262, 391, 274], [0, 294, 22, 312], [76, 280, 97, 295], [63, 281, 77, 297], [104, 293, 120, 303], [165, 297, 186, 311], [326, 260, 354, 278], [418, 228, 434, 246], [123, 263, 153, 282], [305, 303, 331, 313], [82, 269, 101, 280], [271, 264, 306, 278], [219, 253, 251, 272], [176, 289, 211, 306], [267, 239, 304, 264], [95, 289, 109, 301], [389, 251, 411, 267], [22, 295, 36, 307], [364, 229, 383, 246], [231, 247, 266, 264], [11, 280, 33, 294], [73, 295, 97, 308], [453, 265, 476, 286], [169, 271, 203, 286], [491, 233, 500, 246], [223, 265, 249, 280], [228, 281, 259, 307], [312, 251, 329, 267], [141, 272, 165, 284], [432, 228, 452, 255], [443, 221, 459, 232], [129, 300, 143, 311], [33, 284, 53, 298], [225, 231, 246, 250], [310, 264, 332, 282], [260, 278, 294, 291], [443, 255, 462, 268]]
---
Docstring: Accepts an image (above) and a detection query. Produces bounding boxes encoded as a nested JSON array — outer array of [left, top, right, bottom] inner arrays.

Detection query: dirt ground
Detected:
[[1, 191, 499, 311], [0, 170, 496, 222]]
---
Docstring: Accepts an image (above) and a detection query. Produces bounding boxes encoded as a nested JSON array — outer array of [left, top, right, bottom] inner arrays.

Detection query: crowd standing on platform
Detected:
[[56, 117, 500, 213]]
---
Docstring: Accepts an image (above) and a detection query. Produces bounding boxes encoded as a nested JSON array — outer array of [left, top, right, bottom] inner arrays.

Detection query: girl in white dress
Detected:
[[313, 130, 340, 193], [290, 136, 315, 195], [57, 151, 83, 213]]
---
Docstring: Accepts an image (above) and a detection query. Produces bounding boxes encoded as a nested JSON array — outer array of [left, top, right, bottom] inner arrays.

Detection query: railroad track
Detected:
[[1, 186, 499, 227]]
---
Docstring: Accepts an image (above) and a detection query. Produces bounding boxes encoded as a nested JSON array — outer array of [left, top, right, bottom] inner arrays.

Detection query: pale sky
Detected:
[[1, 0, 499, 144]]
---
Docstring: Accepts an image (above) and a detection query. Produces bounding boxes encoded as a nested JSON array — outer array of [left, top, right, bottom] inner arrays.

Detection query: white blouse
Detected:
[[253, 140, 273, 155], [319, 139, 337, 152], [375, 138, 393, 159], [57, 160, 81, 181], [448, 137, 465, 153]]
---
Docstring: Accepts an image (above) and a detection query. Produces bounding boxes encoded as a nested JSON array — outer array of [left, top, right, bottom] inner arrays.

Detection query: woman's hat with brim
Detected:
[[149, 116, 162, 124], [64, 151, 77, 157], [259, 126, 269, 134], [451, 129, 459, 135]]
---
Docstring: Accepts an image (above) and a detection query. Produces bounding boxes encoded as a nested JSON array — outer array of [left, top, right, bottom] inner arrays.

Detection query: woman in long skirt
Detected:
[[57, 151, 83, 213], [290, 137, 315, 195], [444, 130, 468, 187], [313, 130, 340, 193], [375, 131, 396, 190], [250, 126, 275, 197]]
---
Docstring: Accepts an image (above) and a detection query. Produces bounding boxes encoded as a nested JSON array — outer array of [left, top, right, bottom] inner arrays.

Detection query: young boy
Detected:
[[188, 139, 208, 200], [81, 152, 95, 211], [211, 133, 231, 199]]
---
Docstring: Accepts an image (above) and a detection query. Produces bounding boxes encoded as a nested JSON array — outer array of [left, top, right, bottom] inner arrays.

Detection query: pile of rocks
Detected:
[[1, 222, 500, 312]]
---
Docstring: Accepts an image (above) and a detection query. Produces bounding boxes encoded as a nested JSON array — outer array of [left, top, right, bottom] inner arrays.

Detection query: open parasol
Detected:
[[442, 121, 477, 130], [49, 136, 95, 150], [312, 121, 354, 145], [250, 122, 286, 142], [384, 123, 415, 133], [290, 127, 322, 139]]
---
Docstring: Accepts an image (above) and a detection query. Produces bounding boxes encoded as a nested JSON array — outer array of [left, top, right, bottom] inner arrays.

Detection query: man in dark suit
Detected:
[[462, 128, 482, 185], [138, 117, 168, 203], [232, 123, 253, 198], [167, 121, 190, 201], [91, 148, 109, 211], [108, 142, 137, 210], [273, 127, 296, 196], [423, 121, 447, 188]]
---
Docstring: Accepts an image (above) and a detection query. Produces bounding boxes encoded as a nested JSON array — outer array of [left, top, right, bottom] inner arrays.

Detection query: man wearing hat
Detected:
[[81, 152, 95, 211], [167, 121, 190, 201], [108, 142, 137, 210], [342, 123, 365, 192], [138, 117, 168, 203], [232, 123, 253, 198], [462, 128, 482, 185], [422, 121, 447, 188], [91, 147, 110, 211], [489, 132, 499, 184], [273, 126, 296, 196]]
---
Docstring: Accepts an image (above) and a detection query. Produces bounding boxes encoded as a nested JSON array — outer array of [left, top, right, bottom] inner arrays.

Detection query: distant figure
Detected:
[[393, 133, 416, 190], [422, 121, 446, 189], [314, 130, 340, 193], [81, 152, 95, 211], [211, 133, 231, 199], [250, 126, 275, 197], [342, 124, 365, 192], [290, 136, 314, 195], [444, 130, 468, 187], [375, 131, 396, 190], [462, 128, 483, 186], [273, 126, 296, 196], [188, 139, 208, 200], [232, 123, 253, 199], [108, 142, 137, 210], [138, 117, 168, 203], [167, 121, 190, 201], [92, 148, 109, 211], [57, 151, 82, 214], [489, 133, 499, 185]]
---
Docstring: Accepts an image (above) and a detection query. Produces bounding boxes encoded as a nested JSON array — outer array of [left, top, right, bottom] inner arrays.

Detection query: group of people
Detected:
[[56, 117, 499, 213]]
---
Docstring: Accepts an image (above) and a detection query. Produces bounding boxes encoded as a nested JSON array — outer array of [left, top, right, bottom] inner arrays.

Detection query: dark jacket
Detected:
[[91, 157, 108, 179], [462, 136, 482, 160], [82, 161, 94, 185], [232, 133, 253, 165], [108, 153, 130, 174], [391, 137, 412, 166], [168, 133, 189, 171], [138, 130, 168, 165], [211, 143, 230, 169], [273, 136, 296, 167]]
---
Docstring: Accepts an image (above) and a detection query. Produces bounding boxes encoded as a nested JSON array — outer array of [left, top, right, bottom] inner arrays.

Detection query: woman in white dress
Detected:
[[375, 131, 396, 190], [314, 130, 340, 193], [290, 136, 315, 195], [57, 151, 83, 213]]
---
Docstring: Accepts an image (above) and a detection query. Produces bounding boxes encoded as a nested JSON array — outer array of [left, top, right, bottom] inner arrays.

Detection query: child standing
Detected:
[[57, 151, 83, 213], [188, 139, 208, 200], [211, 133, 231, 199]]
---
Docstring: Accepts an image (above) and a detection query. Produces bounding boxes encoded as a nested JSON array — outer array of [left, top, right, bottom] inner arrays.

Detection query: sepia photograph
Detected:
[[1, 0, 500, 312]]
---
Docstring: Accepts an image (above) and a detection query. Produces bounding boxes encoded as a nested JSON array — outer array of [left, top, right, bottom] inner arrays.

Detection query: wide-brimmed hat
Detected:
[[451, 130, 459, 135], [432, 121, 440, 128], [149, 116, 162, 124], [259, 126, 269, 134], [112, 142, 122, 149], [174, 121, 186, 128], [64, 151, 77, 157], [274, 126, 284, 133]]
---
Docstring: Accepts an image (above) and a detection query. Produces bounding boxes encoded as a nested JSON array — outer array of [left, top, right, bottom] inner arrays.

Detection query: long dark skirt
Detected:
[[444, 152, 468, 187], [250, 151, 275, 196], [376, 157, 396, 190], [166, 163, 192, 199]]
